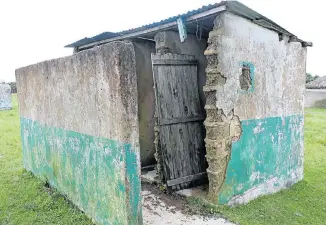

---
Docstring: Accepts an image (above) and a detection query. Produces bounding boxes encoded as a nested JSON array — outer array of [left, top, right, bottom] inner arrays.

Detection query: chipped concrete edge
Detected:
[[203, 14, 242, 202], [227, 167, 303, 206]]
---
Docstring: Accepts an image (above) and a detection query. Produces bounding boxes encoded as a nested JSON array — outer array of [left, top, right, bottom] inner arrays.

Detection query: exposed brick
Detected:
[[203, 19, 243, 202], [205, 108, 223, 122], [206, 54, 218, 66], [205, 123, 230, 140], [206, 73, 227, 86], [204, 90, 217, 106]]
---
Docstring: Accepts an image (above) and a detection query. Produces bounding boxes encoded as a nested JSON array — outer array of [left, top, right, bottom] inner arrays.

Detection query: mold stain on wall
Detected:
[[21, 117, 140, 225], [15, 41, 142, 224]]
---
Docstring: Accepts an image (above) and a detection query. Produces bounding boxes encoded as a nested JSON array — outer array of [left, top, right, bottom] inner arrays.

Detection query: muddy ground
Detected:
[[141, 182, 234, 225]]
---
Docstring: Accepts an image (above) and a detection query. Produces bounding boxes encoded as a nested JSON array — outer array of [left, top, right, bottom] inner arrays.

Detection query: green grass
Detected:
[[1, 95, 326, 225], [189, 108, 326, 225], [0, 95, 92, 225]]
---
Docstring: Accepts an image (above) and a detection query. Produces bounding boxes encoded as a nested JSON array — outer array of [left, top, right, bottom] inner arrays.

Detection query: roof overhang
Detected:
[[67, 1, 312, 51], [75, 5, 226, 51]]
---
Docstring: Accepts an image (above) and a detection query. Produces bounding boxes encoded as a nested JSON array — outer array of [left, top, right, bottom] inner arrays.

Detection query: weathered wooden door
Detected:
[[152, 53, 207, 190]]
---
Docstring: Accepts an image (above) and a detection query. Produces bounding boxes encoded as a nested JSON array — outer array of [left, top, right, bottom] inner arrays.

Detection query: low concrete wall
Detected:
[[204, 12, 306, 205], [305, 89, 326, 108], [16, 41, 142, 224], [0, 83, 12, 110], [133, 39, 156, 166]]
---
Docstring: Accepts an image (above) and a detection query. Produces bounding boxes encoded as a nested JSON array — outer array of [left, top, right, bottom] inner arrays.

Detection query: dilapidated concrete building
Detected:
[[0, 83, 12, 110], [16, 1, 311, 224]]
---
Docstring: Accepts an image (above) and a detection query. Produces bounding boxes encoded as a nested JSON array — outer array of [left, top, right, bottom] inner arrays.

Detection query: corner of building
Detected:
[[203, 11, 306, 205]]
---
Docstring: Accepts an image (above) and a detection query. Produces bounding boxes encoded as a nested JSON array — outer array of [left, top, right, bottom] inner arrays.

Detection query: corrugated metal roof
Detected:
[[65, 2, 224, 48], [65, 1, 310, 48], [117, 2, 224, 36]]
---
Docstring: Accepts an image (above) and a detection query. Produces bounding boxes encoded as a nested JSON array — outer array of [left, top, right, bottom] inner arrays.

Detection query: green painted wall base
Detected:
[[218, 114, 304, 204], [20, 117, 141, 225]]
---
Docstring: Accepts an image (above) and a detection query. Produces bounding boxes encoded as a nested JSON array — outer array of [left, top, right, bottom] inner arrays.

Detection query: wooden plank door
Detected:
[[152, 53, 207, 190]]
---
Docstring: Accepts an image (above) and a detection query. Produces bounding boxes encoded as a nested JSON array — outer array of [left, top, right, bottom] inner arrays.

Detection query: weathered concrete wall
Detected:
[[305, 89, 326, 108], [0, 83, 12, 110], [204, 12, 306, 205], [133, 39, 156, 166], [16, 42, 142, 224], [154, 31, 208, 107]]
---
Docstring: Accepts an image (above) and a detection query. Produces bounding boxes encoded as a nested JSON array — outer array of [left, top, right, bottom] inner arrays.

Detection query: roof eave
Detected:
[[70, 4, 228, 50], [67, 1, 312, 50], [225, 1, 312, 47]]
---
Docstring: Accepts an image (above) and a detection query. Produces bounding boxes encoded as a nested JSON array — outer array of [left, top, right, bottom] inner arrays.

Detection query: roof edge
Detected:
[[71, 3, 228, 50], [66, 1, 312, 50], [225, 1, 312, 47]]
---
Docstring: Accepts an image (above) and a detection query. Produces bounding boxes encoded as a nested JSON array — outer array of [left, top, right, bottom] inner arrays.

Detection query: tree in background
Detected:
[[9, 82, 17, 93], [306, 73, 319, 83]]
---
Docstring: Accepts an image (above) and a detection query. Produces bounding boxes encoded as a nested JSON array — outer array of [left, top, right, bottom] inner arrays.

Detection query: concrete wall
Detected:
[[204, 12, 306, 205], [0, 83, 12, 110], [133, 39, 156, 166], [305, 89, 326, 108], [154, 31, 208, 107], [16, 41, 142, 224]]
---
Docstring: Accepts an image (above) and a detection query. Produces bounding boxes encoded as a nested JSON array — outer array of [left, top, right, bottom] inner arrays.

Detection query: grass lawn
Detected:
[[0, 95, 92, 224], [1, 95, 326, 225]]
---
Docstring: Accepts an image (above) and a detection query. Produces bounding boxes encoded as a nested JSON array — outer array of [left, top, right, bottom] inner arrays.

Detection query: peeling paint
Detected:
[[15, 41, 142, 224], [21, 117, 141, 224], [204, 11, 306, 205], [239, 62, 255, 93], [204, 109, 242, 201], [218, 114, 304, 204], [203, 13, 243, 202], [125, 144, 142, 224]]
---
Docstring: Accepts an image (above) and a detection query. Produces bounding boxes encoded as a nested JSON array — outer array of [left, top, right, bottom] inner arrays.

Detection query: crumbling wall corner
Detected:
[[203, 15, 242, 203]]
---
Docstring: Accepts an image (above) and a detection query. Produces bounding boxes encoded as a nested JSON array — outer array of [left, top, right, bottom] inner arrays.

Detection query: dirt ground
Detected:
[[141, 183, 234, 225]]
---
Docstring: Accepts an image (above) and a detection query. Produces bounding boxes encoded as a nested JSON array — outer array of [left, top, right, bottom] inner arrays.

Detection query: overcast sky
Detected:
[[0, 0, 323, 82]]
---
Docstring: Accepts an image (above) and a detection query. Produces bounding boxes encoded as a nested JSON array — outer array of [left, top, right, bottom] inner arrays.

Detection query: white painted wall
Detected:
[[215, 12, 307, 120], [305, 89, 326, 108], [16, 42, 139, 145]]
